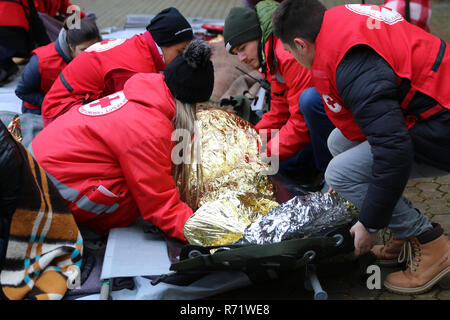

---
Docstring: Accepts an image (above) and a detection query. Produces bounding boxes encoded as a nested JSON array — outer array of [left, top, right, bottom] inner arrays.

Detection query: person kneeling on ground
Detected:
[[273, 0, 449, 295], [41, 7, 194, 127], [223, 0, 335, 188], [15, 17, 101, 115], [30, 39, 214, 242]]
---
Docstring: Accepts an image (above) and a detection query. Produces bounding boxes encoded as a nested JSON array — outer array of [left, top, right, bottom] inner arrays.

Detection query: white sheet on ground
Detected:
[[78, 223, 251, 300], [100, 223, 171, 278], [101, 27, 146, 40], [0, 75, 22, 114]]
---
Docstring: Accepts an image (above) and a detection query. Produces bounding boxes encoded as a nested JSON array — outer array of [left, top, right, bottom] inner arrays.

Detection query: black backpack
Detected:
[[0, 122, 23, 299]]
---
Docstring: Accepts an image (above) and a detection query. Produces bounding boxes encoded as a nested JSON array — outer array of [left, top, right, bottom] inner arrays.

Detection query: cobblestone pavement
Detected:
[[74, 0, 450, 301]]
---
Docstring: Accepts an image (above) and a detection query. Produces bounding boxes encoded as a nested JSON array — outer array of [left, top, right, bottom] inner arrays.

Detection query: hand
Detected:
[[328, 186, 336, 194], [259, 145, 271, 164], [350, 221, 378, 256], [259, 150, 271, 164]]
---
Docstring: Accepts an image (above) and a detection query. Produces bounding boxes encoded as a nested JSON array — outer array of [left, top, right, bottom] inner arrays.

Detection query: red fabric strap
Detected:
[[419, 103, 444, 120], [143, 31, 165, 73]]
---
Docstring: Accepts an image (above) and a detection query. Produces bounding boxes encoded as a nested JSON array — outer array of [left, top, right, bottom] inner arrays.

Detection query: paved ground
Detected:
[[76, 0, 449, 41], [74, 0, 450, 301]]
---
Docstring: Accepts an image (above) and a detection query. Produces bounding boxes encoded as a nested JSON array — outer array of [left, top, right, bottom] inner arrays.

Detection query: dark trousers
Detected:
[[0, 45, 19, 82], [279, 87, 335, 177], [0, 46, 17, 69]]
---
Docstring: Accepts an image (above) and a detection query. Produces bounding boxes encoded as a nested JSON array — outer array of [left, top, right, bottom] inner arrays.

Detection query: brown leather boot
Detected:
[[371, 232, 405, 266], [384, 224, 450, 295]]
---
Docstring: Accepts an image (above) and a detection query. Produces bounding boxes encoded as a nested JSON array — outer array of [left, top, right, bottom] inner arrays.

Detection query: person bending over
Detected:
[[223, 0, 334, 187], [31, 39, 214, 242], [41, 7, 193, 127], [273, 0, 449, 295], [15, 17, 101, 114]]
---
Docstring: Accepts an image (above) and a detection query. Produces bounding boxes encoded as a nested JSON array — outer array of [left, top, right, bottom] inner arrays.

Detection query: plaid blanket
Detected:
[[0, 123, 83, 300]]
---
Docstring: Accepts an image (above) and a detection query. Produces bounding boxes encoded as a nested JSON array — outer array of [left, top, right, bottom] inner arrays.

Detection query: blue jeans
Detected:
[[325, 128, 449, 238], [279, 87, 335, 175]]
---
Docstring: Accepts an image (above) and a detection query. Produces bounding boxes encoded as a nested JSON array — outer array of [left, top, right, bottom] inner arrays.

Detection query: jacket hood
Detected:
[[56, 28, 73, 63], [256, 0, 280, 63], [123, 73, 176, 120], [256, 0, 279, 46]]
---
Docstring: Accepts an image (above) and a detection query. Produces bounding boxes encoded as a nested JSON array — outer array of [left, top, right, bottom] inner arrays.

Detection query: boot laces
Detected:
[[398, 239, 421, 271]]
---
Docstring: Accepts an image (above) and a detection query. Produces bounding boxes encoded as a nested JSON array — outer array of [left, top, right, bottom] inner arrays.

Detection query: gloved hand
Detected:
[[220, 95, 260, 125]]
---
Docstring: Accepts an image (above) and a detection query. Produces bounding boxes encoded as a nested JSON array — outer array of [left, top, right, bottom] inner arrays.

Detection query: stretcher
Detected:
[[92, 171, 357, 301]]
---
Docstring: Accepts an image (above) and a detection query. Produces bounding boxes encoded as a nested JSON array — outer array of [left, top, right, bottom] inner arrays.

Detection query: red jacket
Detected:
[[35, 0, 84, 18], [32, 73, 193, 241], [383, 0, 431, 31], [0, 0, 30, 31], [256, 35, 312, 162], [41, 31, 165, 126], [23, 41, 69, 111], [311, 4, 449, 141], [0, 0, 84, 31]]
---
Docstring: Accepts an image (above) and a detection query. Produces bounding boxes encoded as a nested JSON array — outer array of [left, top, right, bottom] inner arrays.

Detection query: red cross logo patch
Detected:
[[78, 91, 127, 116], [345, 4, 404, 25], [85, 38, 126, 53], [322, 94, 343, 113]]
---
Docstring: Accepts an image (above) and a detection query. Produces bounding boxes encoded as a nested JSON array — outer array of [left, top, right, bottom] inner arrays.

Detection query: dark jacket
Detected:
[[335, 45, 450, 229], [15, 37, 71, 114], [0, 121, 23, 253]]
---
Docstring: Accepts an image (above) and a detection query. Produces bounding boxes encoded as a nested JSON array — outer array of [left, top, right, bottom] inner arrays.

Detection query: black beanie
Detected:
[[164, 39, 214, 103], [146, 7, 194, 46], [223, 7, 262, 53]]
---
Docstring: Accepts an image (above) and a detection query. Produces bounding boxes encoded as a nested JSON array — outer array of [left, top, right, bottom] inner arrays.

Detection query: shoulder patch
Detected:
[[85, 38, 127, 53], [79, 91, 128, 116], [345, 4, 404, 25]]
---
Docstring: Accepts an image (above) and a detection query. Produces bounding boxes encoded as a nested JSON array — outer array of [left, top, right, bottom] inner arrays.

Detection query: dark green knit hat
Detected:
[[223, 7, 262, 54]]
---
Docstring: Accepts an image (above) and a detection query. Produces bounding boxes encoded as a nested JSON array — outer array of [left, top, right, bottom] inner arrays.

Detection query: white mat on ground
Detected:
[[101, 15, 224, 40], [0, 75, 22, 114], [77, 223, 251, 300]]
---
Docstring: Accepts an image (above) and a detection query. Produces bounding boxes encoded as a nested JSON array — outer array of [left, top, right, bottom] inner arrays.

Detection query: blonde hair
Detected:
[[172, 100, 204, 210]]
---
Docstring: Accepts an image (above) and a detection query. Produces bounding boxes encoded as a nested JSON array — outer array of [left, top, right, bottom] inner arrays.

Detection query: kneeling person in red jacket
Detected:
[[15, 17, 101, 114], [31, 40, 214, 242], [273, 0, 449, 294], [223, 1, 335, 187], [41, 7, 194, 127]]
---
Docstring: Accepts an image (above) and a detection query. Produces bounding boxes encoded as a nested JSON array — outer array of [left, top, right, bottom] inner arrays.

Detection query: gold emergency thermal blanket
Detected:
[[7, 114, 22, 143], [183, 109, 278, 246]]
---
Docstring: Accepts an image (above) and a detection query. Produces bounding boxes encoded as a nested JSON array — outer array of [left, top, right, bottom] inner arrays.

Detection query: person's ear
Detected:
[[68, 44, 76, 56], [293, 37, 308, 53]]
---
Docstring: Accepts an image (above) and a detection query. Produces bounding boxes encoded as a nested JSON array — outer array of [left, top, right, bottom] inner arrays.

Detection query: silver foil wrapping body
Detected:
[[241, 192, 358, 244]]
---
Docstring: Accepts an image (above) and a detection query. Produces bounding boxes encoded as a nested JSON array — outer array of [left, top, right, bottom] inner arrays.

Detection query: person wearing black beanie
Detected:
[[41, 7, 194, 126], [164, 39, 214, 104], [147, 7, 194, 65], [31, 39, 216, 242], [147, 7, 193, 47]]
